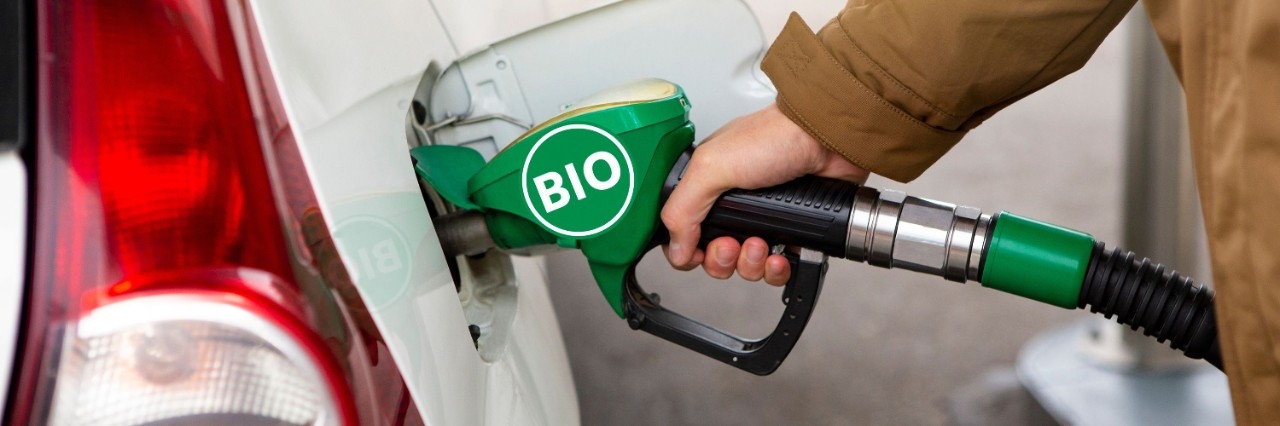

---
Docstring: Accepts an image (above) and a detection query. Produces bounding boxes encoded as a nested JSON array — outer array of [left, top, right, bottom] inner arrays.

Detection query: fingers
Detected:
[[702, 237, 741, 279], [736, 237, 769, 281], [661, 244, 705, 271], [764, 255, 791, 286], [704, 237, 792, 286]]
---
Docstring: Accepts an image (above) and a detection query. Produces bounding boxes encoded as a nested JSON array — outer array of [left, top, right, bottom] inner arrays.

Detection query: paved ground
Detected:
[[544, 4, 1139, 425]]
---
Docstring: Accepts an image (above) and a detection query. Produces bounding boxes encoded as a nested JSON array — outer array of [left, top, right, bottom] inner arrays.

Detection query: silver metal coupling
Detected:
[[845, 187, 992, 283]]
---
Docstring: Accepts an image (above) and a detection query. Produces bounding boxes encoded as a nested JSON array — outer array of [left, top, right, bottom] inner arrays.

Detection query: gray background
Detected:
[[544, 3, 1138, 425]]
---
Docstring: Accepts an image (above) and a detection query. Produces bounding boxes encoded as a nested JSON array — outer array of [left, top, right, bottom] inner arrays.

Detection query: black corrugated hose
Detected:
[[1077, 242, 1223, 370]]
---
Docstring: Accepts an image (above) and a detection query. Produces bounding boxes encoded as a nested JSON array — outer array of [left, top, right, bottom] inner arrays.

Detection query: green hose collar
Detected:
[[980, 212, 1094, 309]]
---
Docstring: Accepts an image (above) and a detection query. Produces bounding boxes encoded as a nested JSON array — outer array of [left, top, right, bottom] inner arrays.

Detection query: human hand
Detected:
[[661, 102, 868, 285]]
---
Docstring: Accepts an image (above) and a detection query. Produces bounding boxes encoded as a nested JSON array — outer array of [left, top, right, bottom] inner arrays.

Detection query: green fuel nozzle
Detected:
[[413, 79, 1221, 375]]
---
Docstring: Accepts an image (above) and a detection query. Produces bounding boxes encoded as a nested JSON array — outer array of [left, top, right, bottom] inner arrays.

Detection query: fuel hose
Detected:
[[664, 150, 1222, 370]]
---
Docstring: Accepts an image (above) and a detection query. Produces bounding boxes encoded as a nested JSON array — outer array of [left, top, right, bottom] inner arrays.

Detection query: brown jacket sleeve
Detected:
[[762, 0, 1136, 182]]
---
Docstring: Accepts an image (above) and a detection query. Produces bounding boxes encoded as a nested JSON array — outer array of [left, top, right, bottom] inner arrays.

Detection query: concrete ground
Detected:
[[544, 3, 1139, 425]]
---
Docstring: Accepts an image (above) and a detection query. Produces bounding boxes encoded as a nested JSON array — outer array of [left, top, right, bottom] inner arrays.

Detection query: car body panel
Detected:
[[431, 0, 616, 55], [0, 151, 25, 421], [1, 0, 26, 416], [246, 0, 579, 423]]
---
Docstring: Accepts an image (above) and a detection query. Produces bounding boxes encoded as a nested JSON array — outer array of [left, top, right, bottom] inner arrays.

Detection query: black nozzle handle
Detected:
[[662, 149, 858, 257], [623, 245, 827, 375], [615, 148, 860, 375]]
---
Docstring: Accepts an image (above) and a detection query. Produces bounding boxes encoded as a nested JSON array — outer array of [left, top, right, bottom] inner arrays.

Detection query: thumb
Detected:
[[660, 155, 729, 269]]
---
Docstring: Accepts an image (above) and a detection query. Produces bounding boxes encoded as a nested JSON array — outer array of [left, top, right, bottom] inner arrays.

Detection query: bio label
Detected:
[[521, 124, 634, 237]]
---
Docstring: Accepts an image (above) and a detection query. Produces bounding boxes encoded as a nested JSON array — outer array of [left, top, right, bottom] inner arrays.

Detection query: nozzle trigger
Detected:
[[621, 244, 827, 375]]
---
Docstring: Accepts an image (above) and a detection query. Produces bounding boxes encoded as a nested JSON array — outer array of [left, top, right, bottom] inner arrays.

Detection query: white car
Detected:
[[0, 0, 774, 424]]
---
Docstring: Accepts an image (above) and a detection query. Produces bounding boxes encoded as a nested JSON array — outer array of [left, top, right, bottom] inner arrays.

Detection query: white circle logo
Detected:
[[520, 124, 635, 237]]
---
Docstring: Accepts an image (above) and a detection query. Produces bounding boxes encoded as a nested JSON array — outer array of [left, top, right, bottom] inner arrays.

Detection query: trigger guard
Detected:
[[622, 244, 828, 375]]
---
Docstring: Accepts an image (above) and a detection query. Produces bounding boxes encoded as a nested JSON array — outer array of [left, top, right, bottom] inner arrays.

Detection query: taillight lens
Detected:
[[49, 291, 340, 426], [13, 0, 359, 424]]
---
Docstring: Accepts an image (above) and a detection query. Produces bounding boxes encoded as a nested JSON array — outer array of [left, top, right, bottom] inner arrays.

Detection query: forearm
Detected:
[[763, 0, 1136, 182]]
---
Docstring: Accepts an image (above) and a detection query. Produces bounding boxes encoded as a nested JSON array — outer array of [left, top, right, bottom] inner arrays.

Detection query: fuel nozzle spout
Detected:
[[433, 210, 496, 257]]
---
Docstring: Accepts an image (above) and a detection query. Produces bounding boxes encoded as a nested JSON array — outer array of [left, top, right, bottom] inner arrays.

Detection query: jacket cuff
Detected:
[[762, 13, 965, 182]]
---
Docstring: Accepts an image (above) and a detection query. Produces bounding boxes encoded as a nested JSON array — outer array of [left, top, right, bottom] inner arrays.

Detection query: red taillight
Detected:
[[66, 0, 292, 286], [13, 0, 360, 424]]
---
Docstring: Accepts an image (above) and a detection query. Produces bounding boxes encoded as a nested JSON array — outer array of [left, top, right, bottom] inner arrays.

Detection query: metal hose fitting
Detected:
[[845, 187, 992, 283]]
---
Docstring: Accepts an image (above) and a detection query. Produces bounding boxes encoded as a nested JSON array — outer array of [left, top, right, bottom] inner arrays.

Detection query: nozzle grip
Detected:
[[622, 245, 827, 375], [663, 149, 857, 258]]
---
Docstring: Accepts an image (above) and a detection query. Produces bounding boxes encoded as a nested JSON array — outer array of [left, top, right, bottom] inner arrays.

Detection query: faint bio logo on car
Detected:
[[333, 215, 412, 309]]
